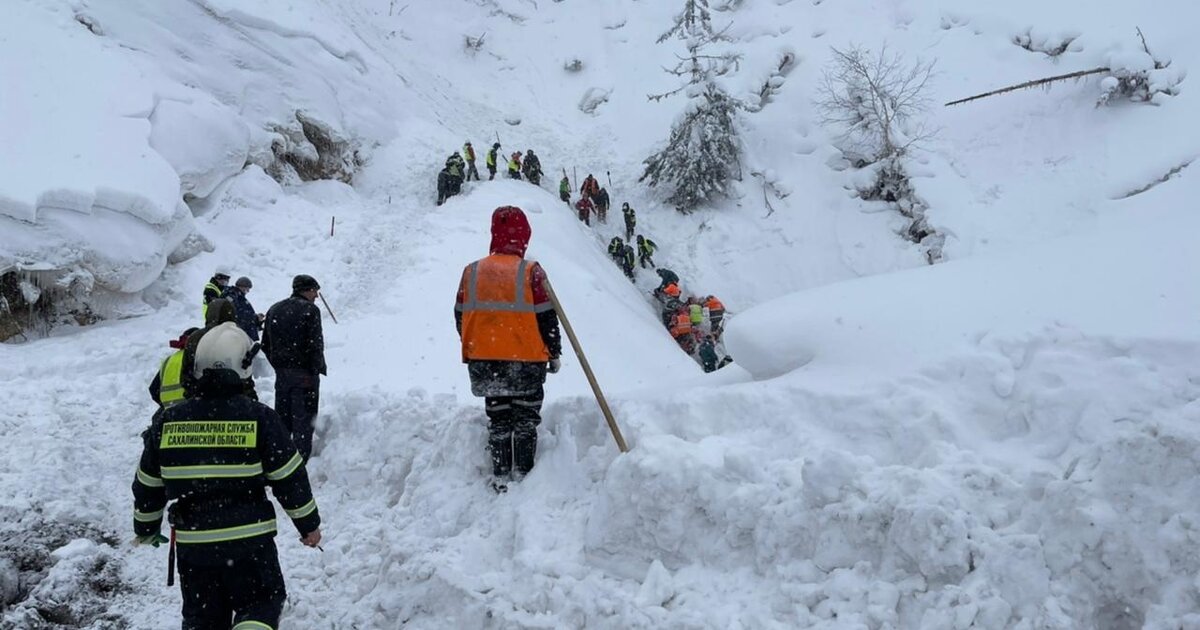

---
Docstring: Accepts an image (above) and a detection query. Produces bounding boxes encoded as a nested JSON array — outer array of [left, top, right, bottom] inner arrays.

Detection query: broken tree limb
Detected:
[[944, 66, 1110, 107]]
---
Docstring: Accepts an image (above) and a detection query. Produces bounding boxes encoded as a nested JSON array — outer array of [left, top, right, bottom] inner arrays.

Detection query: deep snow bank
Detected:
[[0, 2, 192, 294], [1, 0, 405, 307], [726, 175, 1200, 383]]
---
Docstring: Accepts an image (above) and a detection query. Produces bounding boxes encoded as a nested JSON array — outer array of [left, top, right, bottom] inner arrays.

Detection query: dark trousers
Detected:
[[560, 190, 570, 205], [639, 254, 654, 269], [466, 161, 479, 181], [436, 176, 449, 206], [179, 542, 285, 630], [485, 386, 543, 476], [275, 368, 319, 460], [625, 223, 634, 241], [488, 164, 496, 180]]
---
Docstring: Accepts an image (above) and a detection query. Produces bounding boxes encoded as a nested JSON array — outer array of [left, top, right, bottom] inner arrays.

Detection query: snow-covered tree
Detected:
[[640, 0, 743, 213], [642, 85, 741, 211]]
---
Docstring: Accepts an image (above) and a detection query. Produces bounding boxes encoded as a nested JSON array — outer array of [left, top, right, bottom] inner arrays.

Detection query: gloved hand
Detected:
[[134, 532, 169, 547], [547, 358, 561, 374]]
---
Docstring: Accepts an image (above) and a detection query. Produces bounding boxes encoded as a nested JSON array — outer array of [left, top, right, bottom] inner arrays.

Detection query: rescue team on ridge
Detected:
[[134, 169, 726, 628], [438, 140, 544, 205]]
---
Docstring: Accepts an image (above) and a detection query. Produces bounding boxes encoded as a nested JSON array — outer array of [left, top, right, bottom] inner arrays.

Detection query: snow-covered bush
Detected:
[[816, 45, 935, 163], [1012, 28, 1081, 58], [817, 45, 942, 260], [578, 87, 611, 115], [1097, 54, 1185, 106]]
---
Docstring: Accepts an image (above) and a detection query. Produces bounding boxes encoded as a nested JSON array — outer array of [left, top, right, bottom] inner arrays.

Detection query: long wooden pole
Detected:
[[318, 292, 339, 324], [544, 279, 628, 453]]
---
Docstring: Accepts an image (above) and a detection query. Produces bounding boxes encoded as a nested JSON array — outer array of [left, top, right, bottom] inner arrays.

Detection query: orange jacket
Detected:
[[663, 283, 681, 298], [705, 296, 724, 312], [669, 311, 693, 337], [581, 177, 599, 198], [457, 254, 551, 362]]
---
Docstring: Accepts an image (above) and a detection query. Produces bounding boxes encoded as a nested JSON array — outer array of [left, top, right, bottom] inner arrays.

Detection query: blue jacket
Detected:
[[224, 287, 260, 341]]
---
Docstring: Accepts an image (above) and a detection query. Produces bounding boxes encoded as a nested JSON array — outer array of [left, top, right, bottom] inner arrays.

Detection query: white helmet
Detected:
[[193, 322, 253, 379]]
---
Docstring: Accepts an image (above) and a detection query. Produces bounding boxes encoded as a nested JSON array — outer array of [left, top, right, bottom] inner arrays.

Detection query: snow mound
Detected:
[[727, 188, 1200, 383]]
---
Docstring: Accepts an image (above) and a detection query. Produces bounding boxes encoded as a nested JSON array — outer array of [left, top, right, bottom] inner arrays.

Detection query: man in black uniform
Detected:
[[262, 274, 327, 460], [132, 324, 322, 630]]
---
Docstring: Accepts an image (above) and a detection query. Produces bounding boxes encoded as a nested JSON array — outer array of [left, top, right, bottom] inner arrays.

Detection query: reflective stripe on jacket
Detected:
[[202, 282, 221, 319], [670, 312, 693, 337], [158, 351, 186, 408], [457, 255, 552, 362]]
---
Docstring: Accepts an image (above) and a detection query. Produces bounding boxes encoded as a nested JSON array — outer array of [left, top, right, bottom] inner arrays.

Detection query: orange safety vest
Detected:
[[670, 312, 692, 337], [705, 296, 724, 312], [458, 255, 551, 362]]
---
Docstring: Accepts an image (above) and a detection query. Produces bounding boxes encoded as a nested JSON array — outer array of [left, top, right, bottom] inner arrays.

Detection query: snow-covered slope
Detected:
[[3, 0, 1199, 628]]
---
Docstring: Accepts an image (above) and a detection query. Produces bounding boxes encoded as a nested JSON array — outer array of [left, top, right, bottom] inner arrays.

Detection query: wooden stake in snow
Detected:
[[544, 279, 629, 453], [318, 292, 339, 324], [944, 67, 1110, 107]]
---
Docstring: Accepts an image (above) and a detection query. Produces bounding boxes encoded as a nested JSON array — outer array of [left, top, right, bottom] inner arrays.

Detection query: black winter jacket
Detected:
[[262, 294, 327, 375], [223, 287, 261, 341], [132, 374, 320, 558]]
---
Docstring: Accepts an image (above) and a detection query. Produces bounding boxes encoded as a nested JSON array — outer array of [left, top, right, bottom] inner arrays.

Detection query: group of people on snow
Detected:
[[138, 128, 745, 625], [654, 269, 730, 373], [567, 173, 613, 226], [607, 233, 657, 279], [134, 271, 329, 629], [438, 140, 545, 205]]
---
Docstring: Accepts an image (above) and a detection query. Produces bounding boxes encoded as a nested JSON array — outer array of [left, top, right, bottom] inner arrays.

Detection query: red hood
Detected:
[[489, 205, 531, 256]]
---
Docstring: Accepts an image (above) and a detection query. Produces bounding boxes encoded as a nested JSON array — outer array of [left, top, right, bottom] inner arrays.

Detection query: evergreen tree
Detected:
[[642, 85, 740, 211], [640, 0, 743, 213]]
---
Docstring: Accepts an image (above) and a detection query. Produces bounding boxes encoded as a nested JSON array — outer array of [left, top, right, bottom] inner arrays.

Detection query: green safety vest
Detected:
[[201, 281, 221, 320], [508, 157, 520, 171], [486, 150, 497, 167], [158, 351, 186, 408], [463, 144, 475, 162], [560, 179, 569, 194], [689, 304, 703, 324]]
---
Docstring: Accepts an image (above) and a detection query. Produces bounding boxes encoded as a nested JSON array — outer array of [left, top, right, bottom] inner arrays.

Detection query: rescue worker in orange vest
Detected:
[[705, 295, 726, 336], [669, 307, 694, 354], [455, 206, 562, 493], [658, 282, 682, 326], [463, 141, 480, 181], [580, 174, 600, 200]]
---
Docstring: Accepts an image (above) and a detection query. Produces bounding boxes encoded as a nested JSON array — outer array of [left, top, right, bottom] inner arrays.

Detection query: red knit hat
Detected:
[[489, 206, 531, 256]]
